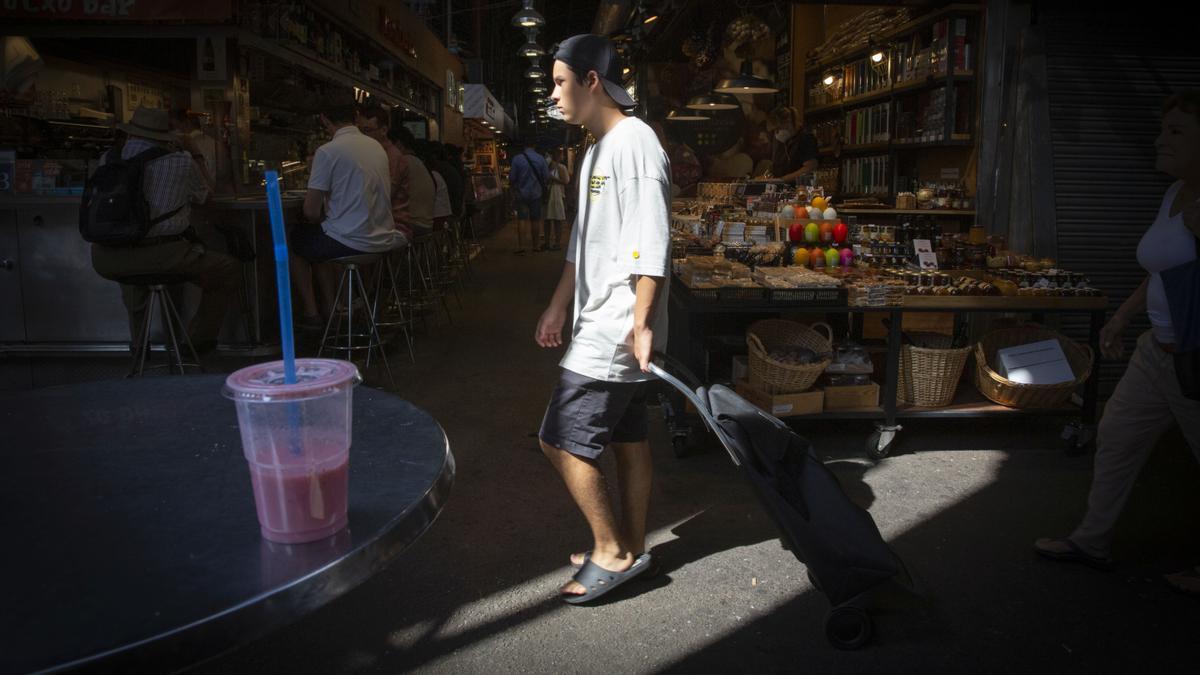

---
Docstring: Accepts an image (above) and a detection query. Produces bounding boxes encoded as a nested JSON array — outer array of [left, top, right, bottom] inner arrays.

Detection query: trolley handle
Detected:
[[648, 353, 743, 467]]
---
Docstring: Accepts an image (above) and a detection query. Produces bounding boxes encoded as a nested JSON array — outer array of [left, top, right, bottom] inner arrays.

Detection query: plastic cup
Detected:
[[223, 358, 362, 544]]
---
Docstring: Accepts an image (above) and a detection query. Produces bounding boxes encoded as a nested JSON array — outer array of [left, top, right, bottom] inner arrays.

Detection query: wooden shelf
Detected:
[[805, 4, 982, 74], [891, 138, 975, 149], [805, 101, 843, 115], [841, 88, 894, 109], [901, 295, 1109, 311], [836, 208, 976, 216], [838, 142, 892, 154], [807, 72, 979, 119]]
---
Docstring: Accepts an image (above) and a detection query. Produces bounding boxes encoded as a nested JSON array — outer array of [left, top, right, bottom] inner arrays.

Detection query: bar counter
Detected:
[[0, 193, 304, 354]]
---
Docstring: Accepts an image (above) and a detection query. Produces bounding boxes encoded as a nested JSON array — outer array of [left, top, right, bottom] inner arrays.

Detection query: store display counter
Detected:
[[665, 276, 1108, 459]]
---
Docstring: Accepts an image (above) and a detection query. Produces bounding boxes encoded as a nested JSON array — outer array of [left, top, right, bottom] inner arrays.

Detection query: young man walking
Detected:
[[534, 34, 672, 604]]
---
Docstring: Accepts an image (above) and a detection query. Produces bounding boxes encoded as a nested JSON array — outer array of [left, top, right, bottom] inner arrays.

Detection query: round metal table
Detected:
[[0, 376, 454, 674]]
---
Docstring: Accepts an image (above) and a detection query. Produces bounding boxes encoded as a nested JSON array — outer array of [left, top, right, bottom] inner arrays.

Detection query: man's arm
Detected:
[[781, 159, 819, 183], [631, 274, 664, 372], [303, 188, 327, 223], [535, 262, 576, 348]]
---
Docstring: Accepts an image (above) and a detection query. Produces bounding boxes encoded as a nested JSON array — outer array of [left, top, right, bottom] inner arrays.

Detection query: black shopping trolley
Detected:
[[649, 354, 911, 650]]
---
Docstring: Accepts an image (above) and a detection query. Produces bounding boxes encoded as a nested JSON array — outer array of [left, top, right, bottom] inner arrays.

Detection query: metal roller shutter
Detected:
[[1041, 8, 1200, 395]]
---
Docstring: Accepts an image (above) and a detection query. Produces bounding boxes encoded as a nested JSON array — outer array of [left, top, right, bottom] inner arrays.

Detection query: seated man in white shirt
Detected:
[[291, 99, 402, 329]]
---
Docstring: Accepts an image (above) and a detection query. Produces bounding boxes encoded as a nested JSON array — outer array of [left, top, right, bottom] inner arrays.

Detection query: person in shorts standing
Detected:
[[509, 135, 549, 253], [534, 34, 672, 604]]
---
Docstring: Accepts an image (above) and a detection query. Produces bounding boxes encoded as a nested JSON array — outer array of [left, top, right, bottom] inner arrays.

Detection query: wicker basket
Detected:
[[896, 333, 973, 407], [974, 325, 1094, 409], [747, 320, 833, 394]]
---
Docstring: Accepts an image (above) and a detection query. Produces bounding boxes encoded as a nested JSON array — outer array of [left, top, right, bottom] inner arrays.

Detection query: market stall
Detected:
[[664, 181, 1107, 459]]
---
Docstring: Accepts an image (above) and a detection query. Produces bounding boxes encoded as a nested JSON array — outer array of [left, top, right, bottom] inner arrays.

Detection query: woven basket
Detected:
[[747, 320, 833, 394], [896, 333, 973, 407], [974, 325, 1094, 409]]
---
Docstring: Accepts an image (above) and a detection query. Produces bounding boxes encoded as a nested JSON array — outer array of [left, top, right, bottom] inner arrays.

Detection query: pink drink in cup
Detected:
[[223, 359, 361, 544]]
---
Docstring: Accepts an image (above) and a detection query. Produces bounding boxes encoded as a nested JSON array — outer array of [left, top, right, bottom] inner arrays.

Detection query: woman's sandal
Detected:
[[1164, 565, 1200, 596], [1034, 537, 1115, 571]]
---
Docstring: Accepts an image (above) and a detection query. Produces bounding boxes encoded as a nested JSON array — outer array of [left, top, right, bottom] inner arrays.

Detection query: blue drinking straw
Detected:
[[265, 171, 302, 455], [265, 171, 297, 384]]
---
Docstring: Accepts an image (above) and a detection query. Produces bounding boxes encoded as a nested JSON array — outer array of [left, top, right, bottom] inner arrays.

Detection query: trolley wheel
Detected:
[[866, 428, 898, 460], [671, 434, 691, 458], [1060, 422, 1095, 456], [825, 605, 873, 650]]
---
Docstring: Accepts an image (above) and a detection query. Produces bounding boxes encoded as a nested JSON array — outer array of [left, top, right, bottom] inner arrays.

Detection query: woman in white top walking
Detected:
[[1036, 91, 1200, 596], [542, 147, 570, 251]]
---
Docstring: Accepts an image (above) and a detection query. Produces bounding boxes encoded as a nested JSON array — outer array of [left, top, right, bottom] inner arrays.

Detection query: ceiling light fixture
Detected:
[[666, 109, 707, 121], [685, 92, 739, 111], [714, 60, 779, 95], [511, 0, 545, 29]]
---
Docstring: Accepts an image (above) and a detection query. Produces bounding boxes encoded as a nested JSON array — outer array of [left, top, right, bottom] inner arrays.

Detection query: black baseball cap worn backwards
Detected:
[[553, 34, 636, 109]]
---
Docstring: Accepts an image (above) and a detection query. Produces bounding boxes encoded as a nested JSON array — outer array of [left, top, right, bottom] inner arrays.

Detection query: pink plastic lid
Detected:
[[222, 359, 361, 403]]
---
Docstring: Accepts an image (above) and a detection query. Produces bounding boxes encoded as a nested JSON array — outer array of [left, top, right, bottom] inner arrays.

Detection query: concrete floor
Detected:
[[67, 222, 1200, 673]]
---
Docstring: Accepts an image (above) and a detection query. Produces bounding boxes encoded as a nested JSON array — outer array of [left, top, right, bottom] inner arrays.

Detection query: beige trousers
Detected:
[[91, 240, 240, 347], [1070, 331, 1200, 556]]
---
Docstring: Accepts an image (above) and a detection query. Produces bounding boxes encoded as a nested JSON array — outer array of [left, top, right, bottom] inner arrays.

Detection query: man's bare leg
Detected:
[[515, 218, 529, 252], [570, 439, 653, 566], [613, 440, 653, 555], [314, 262, 339, 317], [541, 440, 634, 595], [289, 254, 320, 318]]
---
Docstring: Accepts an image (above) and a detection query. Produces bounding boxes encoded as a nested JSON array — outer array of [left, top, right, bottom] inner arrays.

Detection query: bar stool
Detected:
[[371, 247, 417, 363], [318, 254, 395, 388], [410, 231, 453, 325], [118, 274, 204, 377], [429, 226, 463, 309]]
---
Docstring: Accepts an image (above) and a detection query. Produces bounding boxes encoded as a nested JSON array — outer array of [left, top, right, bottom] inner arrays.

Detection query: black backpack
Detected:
[[79, 141, 184, 245]]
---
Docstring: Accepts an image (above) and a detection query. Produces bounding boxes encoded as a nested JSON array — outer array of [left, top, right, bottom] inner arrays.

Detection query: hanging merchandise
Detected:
[[723, 13, 772, 52]]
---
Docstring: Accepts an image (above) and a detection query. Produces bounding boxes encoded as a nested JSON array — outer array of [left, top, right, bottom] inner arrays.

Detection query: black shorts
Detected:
[[291, 225, 368, 262], [539, 369, 649, 459]]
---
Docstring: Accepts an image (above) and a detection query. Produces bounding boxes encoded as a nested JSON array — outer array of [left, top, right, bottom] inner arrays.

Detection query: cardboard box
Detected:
[[996, 339, 1075, 385], [736, 380, 824, 417], [822, 382, 881, 411]]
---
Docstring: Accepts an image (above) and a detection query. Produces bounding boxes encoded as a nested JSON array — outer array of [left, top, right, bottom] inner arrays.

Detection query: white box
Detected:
[[996, 339, 1075, 385]]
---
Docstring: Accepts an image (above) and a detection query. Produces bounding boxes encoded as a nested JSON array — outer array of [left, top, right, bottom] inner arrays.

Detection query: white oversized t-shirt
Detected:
[[561, 116, 672, 383]]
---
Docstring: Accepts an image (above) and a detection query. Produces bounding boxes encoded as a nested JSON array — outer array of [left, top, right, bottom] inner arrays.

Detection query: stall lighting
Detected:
[[666, 109, 707, 121], [823, 74, 836, 86], [643, 14, 659, 25], [871, 51, 885, 64], [519, 39, 545, 58], [511, 0, 545, 29], [623, 67, 631, 76], [685, 92, 739, 111], [714, 59, 779, 95]]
